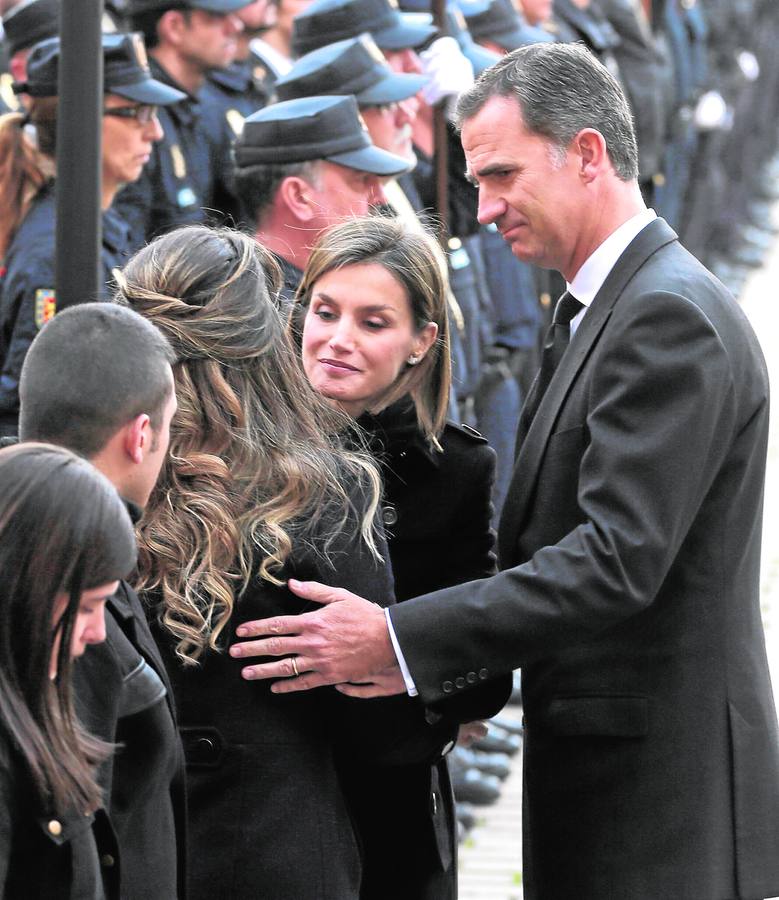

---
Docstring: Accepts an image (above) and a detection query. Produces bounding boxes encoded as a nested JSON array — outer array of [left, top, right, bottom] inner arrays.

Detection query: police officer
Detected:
[[0, 0, 59, 112], [115, 0, 251, 250], [233, 94, 410, 300], [0, 32, 184, 436]]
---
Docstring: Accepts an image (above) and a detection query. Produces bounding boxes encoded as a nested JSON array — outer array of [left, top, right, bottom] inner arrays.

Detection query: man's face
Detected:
[[304, 161, 387, 232], [361, 99, 417, 165], [102, 94, 164, 190], [178, 9, 245, 71], [519, 0, 553, 25], [237, 0, 277, 32], [462, 95, 581, 274], [132, 372, 177, 507]]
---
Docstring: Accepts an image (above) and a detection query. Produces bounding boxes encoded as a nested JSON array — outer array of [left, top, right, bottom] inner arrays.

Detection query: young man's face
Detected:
[[177, 9, 245, 71]]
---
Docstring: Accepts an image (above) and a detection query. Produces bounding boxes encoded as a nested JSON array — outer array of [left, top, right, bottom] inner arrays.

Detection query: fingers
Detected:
[[230, 635, 304, 659], [286, 579, 359, 605], [235, 613, 305, 640], [335, 682, 397, 699]]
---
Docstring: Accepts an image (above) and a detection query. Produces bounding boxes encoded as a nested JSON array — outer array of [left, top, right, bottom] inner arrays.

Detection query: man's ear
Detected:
[[279, 176, 318, 222], [123, 413, 152, 465], [157, 9, 188, 47], [574, 128, 609, 183]]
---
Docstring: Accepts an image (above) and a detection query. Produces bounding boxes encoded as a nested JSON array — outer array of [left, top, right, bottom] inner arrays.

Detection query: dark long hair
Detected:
[[0, 443, 136, 814]]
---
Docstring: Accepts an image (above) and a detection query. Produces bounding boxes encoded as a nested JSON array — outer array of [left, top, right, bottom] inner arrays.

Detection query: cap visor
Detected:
[[191, 0, 253, 11], [373, 15, 436, 50], [112, 78, 187, 105], [328, 144, 411, 176], [358, 71, 428, 105]]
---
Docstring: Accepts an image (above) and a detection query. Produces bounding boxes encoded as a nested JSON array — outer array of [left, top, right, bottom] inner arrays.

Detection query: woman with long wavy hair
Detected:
[[0, 442, 136, 898], [116, 224, 453, 900]]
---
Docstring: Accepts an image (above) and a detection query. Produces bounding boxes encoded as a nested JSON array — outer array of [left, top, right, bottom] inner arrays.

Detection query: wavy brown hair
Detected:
[[115, 225, 382, 663], [294, 216, 452, 449]]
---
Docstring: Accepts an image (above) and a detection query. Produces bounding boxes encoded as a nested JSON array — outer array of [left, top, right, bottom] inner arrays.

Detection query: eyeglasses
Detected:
[[102, 104, 159, 125]]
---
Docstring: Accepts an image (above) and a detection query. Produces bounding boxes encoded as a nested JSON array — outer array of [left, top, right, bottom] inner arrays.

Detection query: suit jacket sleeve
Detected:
[[389, 289, 744, 705]]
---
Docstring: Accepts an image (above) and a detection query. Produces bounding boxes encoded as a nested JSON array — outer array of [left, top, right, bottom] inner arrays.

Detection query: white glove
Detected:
[[418, 36, 475, 107], [693, 90, 730, 131]]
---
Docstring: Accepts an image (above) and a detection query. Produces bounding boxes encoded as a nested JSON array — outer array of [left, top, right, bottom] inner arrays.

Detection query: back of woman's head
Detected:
[[115, 225, 381, 663], [0, 442, 136, 813], [0, 99, 57, 256], [297, 216, 452, 446]]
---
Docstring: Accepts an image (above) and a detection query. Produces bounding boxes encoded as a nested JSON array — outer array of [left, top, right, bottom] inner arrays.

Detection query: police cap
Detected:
[[292, 0, 436, 57], [127, 0, 250, 12], [275, 34, 427, 106], [462, 0, 552, 52], [234, 94, 410, 175], [2, 0, 59, 57], [19, 32, 186, 104]]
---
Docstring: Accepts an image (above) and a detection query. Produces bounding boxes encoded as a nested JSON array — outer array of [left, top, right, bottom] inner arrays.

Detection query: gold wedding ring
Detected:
[[291, 657, 299, 678]]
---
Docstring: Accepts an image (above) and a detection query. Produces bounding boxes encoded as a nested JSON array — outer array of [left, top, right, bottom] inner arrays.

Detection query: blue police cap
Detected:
[[2, 0, 59, 57], [292, 0, 436, 57], [19, 32, 186, 104], [461, 0, 553, 51], [127, 0, 251, 13], [234, 94, 411, 176], [275, 34, 428, 106]]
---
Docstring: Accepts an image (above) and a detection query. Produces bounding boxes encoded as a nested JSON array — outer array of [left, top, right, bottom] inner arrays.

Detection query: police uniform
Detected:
[[0, 32, 184, 436], [0, 183, 130, 436]]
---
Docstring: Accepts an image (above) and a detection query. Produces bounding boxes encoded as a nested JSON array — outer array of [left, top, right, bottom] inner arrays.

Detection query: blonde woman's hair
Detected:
[[115, 225, 382, 663], [0, 99, 57, 257], [294, 216, 452, 449]]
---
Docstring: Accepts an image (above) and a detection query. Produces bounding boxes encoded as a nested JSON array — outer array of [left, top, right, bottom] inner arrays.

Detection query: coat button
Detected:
[[466, 671, 478, 684], [455, 676, 466, 689], [47, 820, 62, 836], [101, 854, 115, 868], [442, 680, 454, 693], [478, 668, 489, 680], [381, 505, 398, 526]]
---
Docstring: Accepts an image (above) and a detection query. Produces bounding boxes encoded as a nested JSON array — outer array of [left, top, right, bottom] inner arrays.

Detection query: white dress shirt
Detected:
[[387, 208, 658, 696]]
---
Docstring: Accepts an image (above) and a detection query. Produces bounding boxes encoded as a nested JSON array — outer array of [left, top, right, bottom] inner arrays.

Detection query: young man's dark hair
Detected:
[[19, 302, 175, 457]]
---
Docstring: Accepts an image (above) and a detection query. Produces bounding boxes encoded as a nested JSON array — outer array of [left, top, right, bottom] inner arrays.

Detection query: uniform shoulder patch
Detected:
[[34, 289, 56, 329]]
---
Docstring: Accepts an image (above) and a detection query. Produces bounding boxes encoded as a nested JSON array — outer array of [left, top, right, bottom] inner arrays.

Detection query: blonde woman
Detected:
[[116, 224, 453, 900]]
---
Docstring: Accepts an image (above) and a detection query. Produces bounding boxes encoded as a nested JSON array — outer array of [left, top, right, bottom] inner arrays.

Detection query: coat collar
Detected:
[[498, 217, 679, 563]]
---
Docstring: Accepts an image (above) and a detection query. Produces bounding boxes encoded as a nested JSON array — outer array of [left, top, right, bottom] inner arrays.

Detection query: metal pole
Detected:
[[56, 0, 104, 309]]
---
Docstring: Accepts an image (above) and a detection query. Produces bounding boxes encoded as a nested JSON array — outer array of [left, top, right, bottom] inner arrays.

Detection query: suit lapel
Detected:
[[498, 218, 678, 564]]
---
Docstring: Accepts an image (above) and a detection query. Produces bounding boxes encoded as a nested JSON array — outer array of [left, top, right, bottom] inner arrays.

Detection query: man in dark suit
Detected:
[[231, 42, 779, 898]]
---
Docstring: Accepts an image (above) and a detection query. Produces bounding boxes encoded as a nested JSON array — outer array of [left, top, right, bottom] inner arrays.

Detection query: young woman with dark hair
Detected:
[[0, 442, 136, 898], [294, 216, 510, 900]]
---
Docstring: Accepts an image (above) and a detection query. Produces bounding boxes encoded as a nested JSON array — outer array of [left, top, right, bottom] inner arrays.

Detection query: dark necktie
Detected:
[[516, 291, 585, 445]]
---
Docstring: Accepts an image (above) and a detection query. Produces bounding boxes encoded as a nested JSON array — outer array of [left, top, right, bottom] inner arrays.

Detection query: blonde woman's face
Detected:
[[302, 262, 436, 417]]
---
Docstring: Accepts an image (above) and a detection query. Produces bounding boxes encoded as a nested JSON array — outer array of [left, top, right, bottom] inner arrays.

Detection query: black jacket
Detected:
[[344, 401, 510, 900], [155, 503, 454, 900], [0, 728, 119, 899]]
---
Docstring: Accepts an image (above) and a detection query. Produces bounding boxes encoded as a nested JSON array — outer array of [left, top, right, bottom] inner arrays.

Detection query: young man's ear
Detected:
[[124, 413, 152, 465]]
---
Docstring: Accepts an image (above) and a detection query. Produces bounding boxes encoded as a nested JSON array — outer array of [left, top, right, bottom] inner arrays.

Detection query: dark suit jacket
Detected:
[[344, 403, 510, 900], [389, 219, 779, 898]]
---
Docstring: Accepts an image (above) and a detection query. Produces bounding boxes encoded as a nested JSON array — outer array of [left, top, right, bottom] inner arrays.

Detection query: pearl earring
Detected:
[[407, 355, 420, 365]]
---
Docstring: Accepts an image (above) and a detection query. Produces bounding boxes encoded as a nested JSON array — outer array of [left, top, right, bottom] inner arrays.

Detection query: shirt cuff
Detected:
[[384, 607, 418, 697]]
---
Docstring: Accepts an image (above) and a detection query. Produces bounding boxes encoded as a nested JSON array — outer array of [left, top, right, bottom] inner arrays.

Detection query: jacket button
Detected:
[[47, 820, 62, 836], [382, 505, 398, 526], [466, 671, 478, 684], [101, 854, 115, 868], [478, 668, 489, 680], [442, 680, 454, 693], [455, 676, 466, 689]]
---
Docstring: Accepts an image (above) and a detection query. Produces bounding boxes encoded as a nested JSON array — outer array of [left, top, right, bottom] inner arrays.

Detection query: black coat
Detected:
[[155, 509, 455, 900], [344, 402, 511, 900], [0, 727, 119, 899], [390, 219, 779, 898], [73, 580, 187, 900]]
